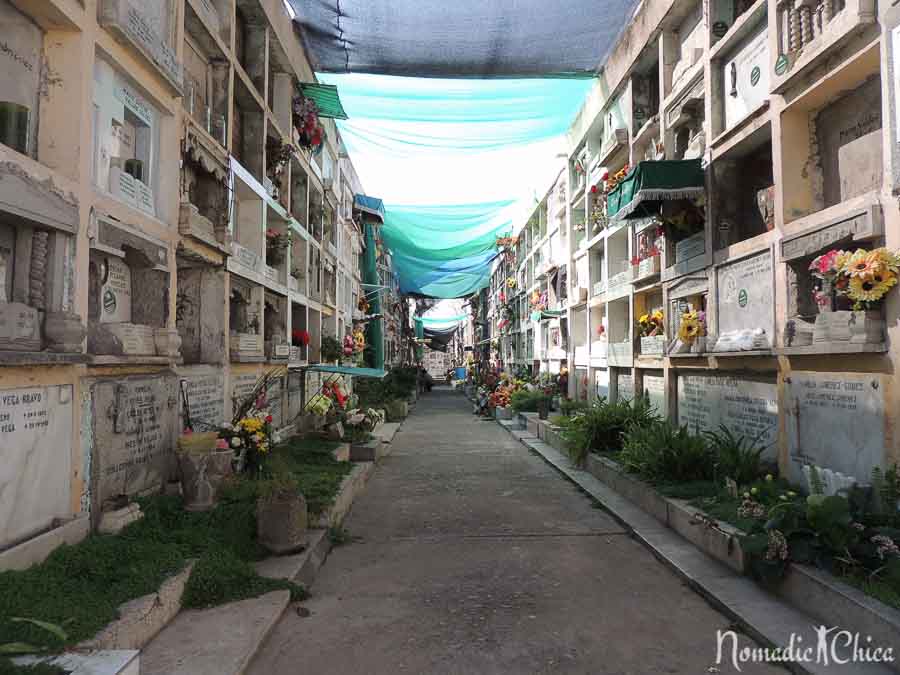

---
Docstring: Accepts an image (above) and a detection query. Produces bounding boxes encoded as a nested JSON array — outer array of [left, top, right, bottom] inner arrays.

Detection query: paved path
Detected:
[[252, 388, 781, 674]]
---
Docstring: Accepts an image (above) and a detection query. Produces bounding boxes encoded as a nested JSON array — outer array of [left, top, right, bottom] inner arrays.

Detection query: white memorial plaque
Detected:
[[94, 376, 178, 504], [100, 257, 132, 323], [0, 385, 73, 548], [106, 322, 156, 354], [183, 373, 225, 429], [785, 372, 885, 484], [643, 373, 665, 415], [678, 374, 778, 458], [716, 250, 774, 347], [617, 372, 634, 401]]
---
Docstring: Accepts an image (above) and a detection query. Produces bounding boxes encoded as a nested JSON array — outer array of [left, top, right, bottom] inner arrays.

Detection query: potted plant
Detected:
[[256, 459, 307, 554], [177, 431, 233, 511]]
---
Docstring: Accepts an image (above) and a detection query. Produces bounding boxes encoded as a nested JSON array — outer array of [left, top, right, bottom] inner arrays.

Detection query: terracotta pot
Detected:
[[44, 311, 86, 352], [257, 493, 308, 554], [178, 446, 233, 512]]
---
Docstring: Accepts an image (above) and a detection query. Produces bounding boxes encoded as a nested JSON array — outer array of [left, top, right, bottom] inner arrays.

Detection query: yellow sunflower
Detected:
[[651, 309, 664, 323], [638, 314, 650, 324], [847, 271, 898, 304], [678, 317, 701, 343], [843, 249, 883, 280]]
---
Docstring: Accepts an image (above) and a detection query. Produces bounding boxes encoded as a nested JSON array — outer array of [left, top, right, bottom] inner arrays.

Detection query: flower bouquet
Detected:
[[291, 329, 310, 347], [675, 310, 706, 353], [638, 310, 666, 355], [292, 93, 324, 150]]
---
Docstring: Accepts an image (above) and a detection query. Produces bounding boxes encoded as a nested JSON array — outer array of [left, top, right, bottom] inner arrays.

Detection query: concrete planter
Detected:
[[578, 449, 900, 659], [494, 406, 513, 421], [350, 438, 383, 462], [257, 494, 308, 555]]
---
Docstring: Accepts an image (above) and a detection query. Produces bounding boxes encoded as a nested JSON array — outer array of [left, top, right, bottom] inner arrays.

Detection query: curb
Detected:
[[498, 417, 896, 675]]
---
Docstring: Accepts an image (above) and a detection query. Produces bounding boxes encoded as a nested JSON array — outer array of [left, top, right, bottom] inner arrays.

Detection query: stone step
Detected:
[[13, 650, 139, 675], [139, 590, 291, 675], [373, 421, 401, 444]]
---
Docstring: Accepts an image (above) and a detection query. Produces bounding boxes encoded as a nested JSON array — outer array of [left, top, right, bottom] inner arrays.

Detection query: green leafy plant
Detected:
[[320, 336, 342, 363], [619, 420, 713, 484], [510, 389, 547, 413], [704, 425, 768, 485], [560, 399, 590, 417], [561, 397, 659, 465]]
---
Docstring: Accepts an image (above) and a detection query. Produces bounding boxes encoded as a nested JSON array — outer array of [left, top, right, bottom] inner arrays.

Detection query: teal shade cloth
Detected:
[[301, 364, 387, 378], [606, 159, 705, 220], [299, 83, 348, 119], [416, 315, 468, 326]]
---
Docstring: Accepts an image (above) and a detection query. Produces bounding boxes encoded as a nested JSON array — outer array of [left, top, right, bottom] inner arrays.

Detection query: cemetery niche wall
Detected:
[[87, 218, 176, 359], [176, 248, 226, 364]]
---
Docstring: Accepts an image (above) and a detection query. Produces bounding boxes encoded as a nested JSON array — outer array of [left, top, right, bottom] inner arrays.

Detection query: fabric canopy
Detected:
[[293, 0, 639, 78], [424, 325, 458, 352], [302, 364, 387, 378], [299, 83, 348, 119], [382, 201, 514, 298], [416, 314, 468, 326], [607, 159, 705, 221]]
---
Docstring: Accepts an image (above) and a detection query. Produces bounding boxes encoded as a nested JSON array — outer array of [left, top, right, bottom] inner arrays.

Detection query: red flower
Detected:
[[601, 170, 609, 181], [265, 415, 273, 423], [590, 185, 598, 193], [630, 256, 640, 266]]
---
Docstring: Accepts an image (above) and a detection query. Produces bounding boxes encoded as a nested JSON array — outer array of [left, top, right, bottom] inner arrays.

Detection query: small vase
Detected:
[[178, 446, 233, 512], [257, 493, 308, 554]]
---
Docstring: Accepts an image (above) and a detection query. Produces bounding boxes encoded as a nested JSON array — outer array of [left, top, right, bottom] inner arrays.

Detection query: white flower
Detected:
[[230, 437, 243, 448]]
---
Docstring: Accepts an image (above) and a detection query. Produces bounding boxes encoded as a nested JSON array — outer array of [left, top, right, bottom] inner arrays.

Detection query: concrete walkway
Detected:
[[251, 388, 782, 674]]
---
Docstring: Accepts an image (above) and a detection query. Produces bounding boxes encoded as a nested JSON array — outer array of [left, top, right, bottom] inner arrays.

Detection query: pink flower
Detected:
[[216, 439, 229, 449], [182, 428, 193, 435]]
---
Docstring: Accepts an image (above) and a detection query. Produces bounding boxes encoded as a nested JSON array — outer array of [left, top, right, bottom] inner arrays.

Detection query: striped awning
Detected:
[[299, 83, 349, 120]]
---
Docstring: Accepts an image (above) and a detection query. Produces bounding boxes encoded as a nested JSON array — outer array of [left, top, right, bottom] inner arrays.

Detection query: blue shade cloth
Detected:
[[292, 0, 639, 78]]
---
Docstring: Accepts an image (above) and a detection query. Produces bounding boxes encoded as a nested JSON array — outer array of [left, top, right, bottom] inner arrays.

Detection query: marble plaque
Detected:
[[678, 374, 777, 458], [616, 372, 634, 401], [94, 376, 178, 504], [100, 257, 132, 323], [785, 372, 885, 484], [232, 243, 260, 272], [0, 302, 41, 351], [723, 27, 769, 129], [105, 322, 156, 355], [182, 372, 224, 430], [0, 0, 42, 154], [287, 372, 304, 420], [643, 373, 665, 415], [267, 378, 284, 428], [230, 371, 259, 412], [0, 385, 73, 548], [675, 231, 705, 263], [716, 250, 773, 347]]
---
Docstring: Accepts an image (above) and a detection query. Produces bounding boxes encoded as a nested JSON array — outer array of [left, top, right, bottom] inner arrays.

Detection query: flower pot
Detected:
[[690, 336, 706, 354], [154, 327, 182, 358], [178, 438, 233, 512], [814, 310, 883, 344], [257, 493, 308, 554]]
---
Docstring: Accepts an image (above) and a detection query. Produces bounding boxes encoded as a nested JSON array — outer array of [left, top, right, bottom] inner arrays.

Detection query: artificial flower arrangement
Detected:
[[589, 184, 608, 233], [529, 290, 548, 312], [218, 410, 272, 474], [495, 235, 518, 249], [352, 329, 365, 353], [596, 324, 606, 337], [342, 407, 385, 442], [506, 276, 517, 290], [342, 334, 355, 357], [291, 329, 310, 347], [498, 290, 506, 304], [677, 310, 706, 343], [809, 247, 900, 310], [292, 93, 324, 150], [358, 296, 371, 314], [637, 309, 664, 338], [323, 378, 348, 410]]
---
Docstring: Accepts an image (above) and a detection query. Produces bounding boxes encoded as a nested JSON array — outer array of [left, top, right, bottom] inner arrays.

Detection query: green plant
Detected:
[[510, 389, 546, 413], [327, 526, 354, 546], [872, 465, 900, 523], [560, 397, 659, 465], [320, 336, 342, 362], [619, 420, 712, 484], [704, 425, 768, 485], [182, 549, 305, 609], [0, 659, 67, 675], [0, 619, 68, 657], [560, 399, 589, 417], [256, 456, 300, 502]]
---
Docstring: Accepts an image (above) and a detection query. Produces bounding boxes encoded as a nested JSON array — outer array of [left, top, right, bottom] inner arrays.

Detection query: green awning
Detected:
[[300, 83, 349, 120], [302, 364, 386, 378], [607, 159, 704, 221], [531, 309, 565, 322]]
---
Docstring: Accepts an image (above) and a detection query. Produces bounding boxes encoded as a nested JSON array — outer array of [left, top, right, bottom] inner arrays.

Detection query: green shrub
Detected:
[[704, 425, 767, 485], [619, 420, 713, 484], [510, 389, 546, 412], [182, 550, 305, 609], [560, 399, 590, 417], [561, 397, 659, 465]]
